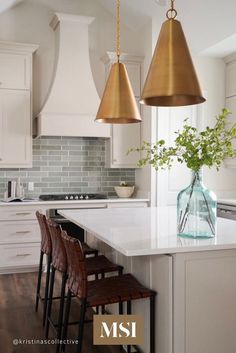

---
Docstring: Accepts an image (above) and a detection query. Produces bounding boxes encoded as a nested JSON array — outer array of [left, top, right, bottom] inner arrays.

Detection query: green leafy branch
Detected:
[[128, 108, 236, 172]]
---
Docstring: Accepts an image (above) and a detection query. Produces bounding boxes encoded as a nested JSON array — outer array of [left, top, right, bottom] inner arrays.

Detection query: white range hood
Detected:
[[35, 13, 110, 138]]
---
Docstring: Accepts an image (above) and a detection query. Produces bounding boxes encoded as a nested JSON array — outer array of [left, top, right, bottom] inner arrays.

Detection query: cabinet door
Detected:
[[225, 97, 236, 168], [226, 61, 236, 98], [110, 63, 141, 168], [104, 57, 142, 168], [0, 90, 32, 168], [174, 250, 236, 353], [0, 53, 30, 90], [125, 62, 141, 97], [225, 96, 236, 130], [111, 122, 141, 168]]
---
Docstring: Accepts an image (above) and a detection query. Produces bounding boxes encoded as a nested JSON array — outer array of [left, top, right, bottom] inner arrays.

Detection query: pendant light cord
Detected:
[[116, 0, 121, 62], [166, 0, 177, 19]]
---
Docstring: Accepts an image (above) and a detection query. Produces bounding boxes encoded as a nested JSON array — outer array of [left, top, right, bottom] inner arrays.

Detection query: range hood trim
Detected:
[[50, 12, 95, 30]]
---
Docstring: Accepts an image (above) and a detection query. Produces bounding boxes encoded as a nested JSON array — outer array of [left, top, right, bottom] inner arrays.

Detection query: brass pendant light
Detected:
[[140, 0, 206, 107], [95, 0, 141, 124]]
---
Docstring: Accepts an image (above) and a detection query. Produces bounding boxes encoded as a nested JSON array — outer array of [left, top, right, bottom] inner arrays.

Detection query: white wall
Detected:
[[0, 0, 145, 116]]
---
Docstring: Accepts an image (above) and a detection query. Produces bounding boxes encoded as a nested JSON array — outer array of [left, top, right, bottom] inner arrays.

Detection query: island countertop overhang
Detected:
[[58, 207, 236, 256]]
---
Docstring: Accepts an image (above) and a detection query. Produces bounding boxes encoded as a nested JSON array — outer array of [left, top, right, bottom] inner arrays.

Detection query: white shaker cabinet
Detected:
[[0, 42, 38, 168], [0, 205, 42, 274], [103, 52, 143, 168], [0, 90, 31, 167], [173, 250, 236, 353], [0, 52, 30, 90], [225, 57, 236, 98], [224, 53, 236, 168]]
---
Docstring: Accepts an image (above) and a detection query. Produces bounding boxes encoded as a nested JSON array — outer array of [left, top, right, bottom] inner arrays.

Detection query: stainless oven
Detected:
[[217, 203, 236, 221]]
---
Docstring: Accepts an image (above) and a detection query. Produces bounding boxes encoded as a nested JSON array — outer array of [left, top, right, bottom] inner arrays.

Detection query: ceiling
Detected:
[[97, 0, 236, 54], [2, 0, 236, 56], [0, 0, 23, 13]]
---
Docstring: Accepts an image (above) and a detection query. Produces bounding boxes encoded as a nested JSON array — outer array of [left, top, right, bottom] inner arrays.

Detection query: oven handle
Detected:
[[51, 218, 71, 223], [218, 208, 236, 215]]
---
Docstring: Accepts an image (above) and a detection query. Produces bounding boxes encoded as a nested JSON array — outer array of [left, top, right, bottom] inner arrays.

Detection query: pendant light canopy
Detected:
[[95, 0, 141, 124], [141, 0, 206, 107]]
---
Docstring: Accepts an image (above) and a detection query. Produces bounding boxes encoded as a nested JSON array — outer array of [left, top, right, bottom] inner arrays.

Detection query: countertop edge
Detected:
[[0, 198, 149, 207]]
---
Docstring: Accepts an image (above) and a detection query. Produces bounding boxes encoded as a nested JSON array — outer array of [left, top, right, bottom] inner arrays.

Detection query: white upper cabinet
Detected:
[[103, 52, 143, 168], [0, 90, 31, 167], [224, 53, 236, 168], [107, 122, 141, 168], [122, 62, 141, 97], [225, 96, 236, 168], [225, 58, 236, 98], [0, 42, 38, 169], [0, 53, 30, 90]]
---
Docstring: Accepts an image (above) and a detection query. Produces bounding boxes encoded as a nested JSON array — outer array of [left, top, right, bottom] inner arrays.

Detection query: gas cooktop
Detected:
[[39, 193, 108, 201]]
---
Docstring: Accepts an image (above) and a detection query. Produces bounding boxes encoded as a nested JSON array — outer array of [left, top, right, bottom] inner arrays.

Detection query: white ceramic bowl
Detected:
[[114, 186, 135, 198]]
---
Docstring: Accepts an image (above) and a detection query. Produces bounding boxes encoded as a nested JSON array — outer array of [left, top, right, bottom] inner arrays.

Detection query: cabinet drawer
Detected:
[[0, 53, 30, 89], [0, 221, 40, 244], [0, 243, 40, 268], [0, 207, 41, 221]]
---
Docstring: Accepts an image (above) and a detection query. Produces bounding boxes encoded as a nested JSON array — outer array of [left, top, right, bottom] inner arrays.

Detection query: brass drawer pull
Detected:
[[16, 253, 31, 257], [15, 212, 31, 216], [15, 231, 31, 235]]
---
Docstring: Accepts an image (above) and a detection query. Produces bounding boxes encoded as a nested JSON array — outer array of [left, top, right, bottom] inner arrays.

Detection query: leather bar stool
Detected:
[[35, 211, 53, 326], [61, 231, 156, 353], [35, 211, 98, 327], [46, 220, 123, 352]]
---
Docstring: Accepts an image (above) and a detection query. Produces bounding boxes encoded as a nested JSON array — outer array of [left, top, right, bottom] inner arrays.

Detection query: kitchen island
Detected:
[[0, 198, 149, 274], [59, 207, 236, 353]]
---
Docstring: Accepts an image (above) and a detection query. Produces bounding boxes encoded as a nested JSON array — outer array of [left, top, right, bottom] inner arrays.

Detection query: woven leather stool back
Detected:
[[61, 231, 87, 298], [36, 211, 52, 255], [47, 219, 67, 273]]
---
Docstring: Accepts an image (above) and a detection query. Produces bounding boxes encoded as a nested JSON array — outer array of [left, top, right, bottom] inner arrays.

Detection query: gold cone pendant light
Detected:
[[141, 0, 206, 107], [95, 0, 141, 124]]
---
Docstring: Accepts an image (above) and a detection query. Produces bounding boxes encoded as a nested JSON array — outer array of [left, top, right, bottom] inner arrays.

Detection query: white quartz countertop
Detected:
[[58, 207, 236, 256], [0, 198, 149, 207]]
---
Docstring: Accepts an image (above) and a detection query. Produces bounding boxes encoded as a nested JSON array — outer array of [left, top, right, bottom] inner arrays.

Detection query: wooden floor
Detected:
[[0, 272, 125, 353]]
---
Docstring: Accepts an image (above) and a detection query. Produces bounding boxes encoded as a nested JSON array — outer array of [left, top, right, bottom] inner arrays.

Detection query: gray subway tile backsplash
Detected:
[[0, 137, 135, 198]]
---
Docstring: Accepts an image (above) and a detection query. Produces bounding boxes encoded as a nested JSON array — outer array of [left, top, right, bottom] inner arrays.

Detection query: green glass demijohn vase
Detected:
[[177, 169, 217, 238]]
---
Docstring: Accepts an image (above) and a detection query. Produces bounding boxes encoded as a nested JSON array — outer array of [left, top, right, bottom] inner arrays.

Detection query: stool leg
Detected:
[[150, 295, 156, 353], [119, 301, 123, 351], [119, 301, 123, 315], [76, 299, 87, 353], [127, 301, 132, 353], [101, 273, 105, 314], [45, 266, 55, 338], [118, 267, 124, 334], [60, 289, 72, 353], [56, 271, 67, 353], [43, 254, 52, 326], [35, 251, 44, 312]]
